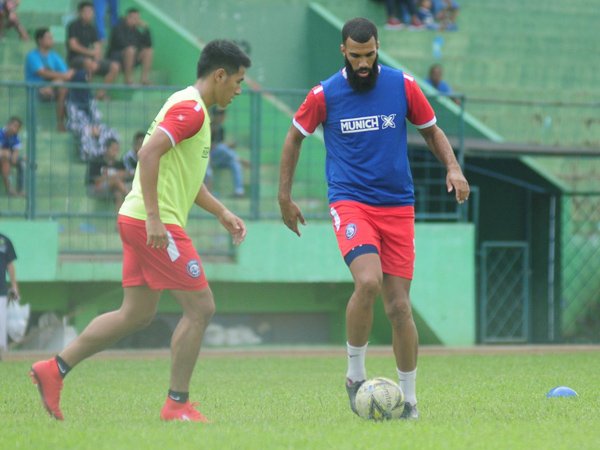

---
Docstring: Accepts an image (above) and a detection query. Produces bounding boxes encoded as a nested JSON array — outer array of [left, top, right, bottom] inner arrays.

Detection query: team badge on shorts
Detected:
[[186, 259, 201, 278], [345, 223, 357, 239]]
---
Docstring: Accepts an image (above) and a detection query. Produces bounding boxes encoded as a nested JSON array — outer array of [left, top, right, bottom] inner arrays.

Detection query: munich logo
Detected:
[[345, 223, 357, 239], [340, 115, 379, 134], [380, 114, 396, 129], [187, 260, 201, 278]]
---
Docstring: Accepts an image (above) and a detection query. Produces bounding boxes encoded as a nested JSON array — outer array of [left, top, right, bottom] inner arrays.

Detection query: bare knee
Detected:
[[385, 297, 413, 324], [180, 290, 216, 324], [121, 307, 155, 330], [353, 274, 382, 306]]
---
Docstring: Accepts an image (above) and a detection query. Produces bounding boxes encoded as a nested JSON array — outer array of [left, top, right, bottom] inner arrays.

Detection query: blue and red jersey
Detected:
[[293, 64, 436, 206]]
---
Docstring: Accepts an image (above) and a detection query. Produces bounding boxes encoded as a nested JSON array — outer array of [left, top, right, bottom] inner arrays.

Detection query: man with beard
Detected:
[[278, 17, 469, 419]]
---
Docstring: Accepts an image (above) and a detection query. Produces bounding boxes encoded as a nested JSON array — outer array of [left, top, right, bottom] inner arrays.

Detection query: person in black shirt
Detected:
[[67, 1, 119, 99], [86, 137, 129, 211], [0, 232, 19, 354], [106, 7, 153, 85]]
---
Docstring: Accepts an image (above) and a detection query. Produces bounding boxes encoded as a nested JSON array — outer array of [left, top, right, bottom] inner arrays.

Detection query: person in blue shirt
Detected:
[[425, 63, 460, 104], [0, 116, 25, 196], [24, 28, 75, 131], [425, 63, 452, 94]]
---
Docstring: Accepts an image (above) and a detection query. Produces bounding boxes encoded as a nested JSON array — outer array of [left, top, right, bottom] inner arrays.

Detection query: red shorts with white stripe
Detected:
[[118, 215, 208, 291], [329, 200, 415, 279]]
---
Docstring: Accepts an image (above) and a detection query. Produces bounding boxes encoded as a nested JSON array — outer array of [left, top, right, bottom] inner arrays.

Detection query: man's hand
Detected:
[[7, 287, 19, 303], [446, 166, 470, 204], [279, 198, 306, 237], [145, 214, 168, 249], [218, 209, 247, 245]]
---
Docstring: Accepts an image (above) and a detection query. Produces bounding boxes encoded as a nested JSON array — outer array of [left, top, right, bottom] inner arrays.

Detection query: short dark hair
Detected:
[[133, 131, 146, 142], [78, 1, 93, 12], [126, 7, 139, 15], [7, 116, 22, 126], [104, 137, 119, 149], [34, 27, 50, 44], [196, 39, 251, 79], [342, 17, 378, 44]]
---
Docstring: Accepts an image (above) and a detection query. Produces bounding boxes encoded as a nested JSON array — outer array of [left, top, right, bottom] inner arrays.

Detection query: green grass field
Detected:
[[1, 349, 599, 449]]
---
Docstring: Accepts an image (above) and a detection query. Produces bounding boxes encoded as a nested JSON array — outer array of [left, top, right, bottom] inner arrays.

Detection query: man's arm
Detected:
[[194, 184, 246, 245], [36, 67, 74, 82], [278, 125, 306, 236], [419, 124, 470, 203], [137, 129, 172, 248], [68, 37, 96, 58]]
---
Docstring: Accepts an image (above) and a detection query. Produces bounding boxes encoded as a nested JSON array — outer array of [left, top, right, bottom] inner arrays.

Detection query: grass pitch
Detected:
[[1, 348, 599, 450]]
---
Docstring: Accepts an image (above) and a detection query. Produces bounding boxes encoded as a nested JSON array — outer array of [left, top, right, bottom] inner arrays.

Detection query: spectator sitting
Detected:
[[106, 7, 153, 85], [93, 0, 119, 42], [0, 0, 29, 41], [418, 0, 439, 30], [66, 1, 119, 100], [86, 137, 129, 211], [384, 0, 423, 30], [66, 68, 119, 161], [122, 130, 144, 179], [205, 108, 246, 198], [432, 0, 459, 31], [425, 63, 460, 104], [24, 27, 75, 131], [0, 116, 26, 196]]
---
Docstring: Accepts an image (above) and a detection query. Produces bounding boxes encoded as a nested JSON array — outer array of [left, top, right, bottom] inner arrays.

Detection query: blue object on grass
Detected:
[[546, 386, 578, 398]]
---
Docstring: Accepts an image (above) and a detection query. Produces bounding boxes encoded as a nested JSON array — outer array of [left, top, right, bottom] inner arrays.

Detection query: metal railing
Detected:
[[0, 81, 468, 253]]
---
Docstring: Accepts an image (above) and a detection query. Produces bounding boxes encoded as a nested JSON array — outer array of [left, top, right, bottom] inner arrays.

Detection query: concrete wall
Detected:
[[11, 221, 475, 345]]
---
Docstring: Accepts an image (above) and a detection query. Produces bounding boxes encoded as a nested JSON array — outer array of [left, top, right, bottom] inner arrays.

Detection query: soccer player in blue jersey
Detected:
[[278, 17, 469, 419]]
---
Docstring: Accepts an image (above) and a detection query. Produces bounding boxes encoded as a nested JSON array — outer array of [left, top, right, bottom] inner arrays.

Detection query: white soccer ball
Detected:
[[354, 377, 405, 421]]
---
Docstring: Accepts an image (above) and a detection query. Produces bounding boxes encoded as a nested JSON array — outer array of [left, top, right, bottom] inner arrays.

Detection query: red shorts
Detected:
[[118, 215, 208, 291], [329, 200, 415, 279]]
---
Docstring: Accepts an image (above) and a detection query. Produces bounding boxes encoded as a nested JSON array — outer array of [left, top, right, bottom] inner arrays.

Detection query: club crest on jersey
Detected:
[[187, 260, 201, 278], [345, 223, 357, 239]]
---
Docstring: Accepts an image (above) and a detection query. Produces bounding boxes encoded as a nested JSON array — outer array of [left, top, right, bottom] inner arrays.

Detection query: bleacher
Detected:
[[2, 0, 598, 251]]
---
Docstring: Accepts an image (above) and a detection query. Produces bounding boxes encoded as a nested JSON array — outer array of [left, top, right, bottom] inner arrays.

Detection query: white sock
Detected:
[[346, 342, 367, 382], [397, 368, 417, 405]]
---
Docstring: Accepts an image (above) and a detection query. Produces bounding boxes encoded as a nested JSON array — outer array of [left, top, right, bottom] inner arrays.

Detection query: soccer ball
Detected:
[[354, 377, 405, 421]]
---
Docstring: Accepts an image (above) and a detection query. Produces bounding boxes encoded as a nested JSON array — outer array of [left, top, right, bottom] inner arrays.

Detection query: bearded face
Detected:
[[345, 55, 379, 92]]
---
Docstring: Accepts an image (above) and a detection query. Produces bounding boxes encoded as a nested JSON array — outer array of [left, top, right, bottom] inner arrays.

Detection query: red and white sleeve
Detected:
[[404, 73, 437, 129], [292, 85, 327, 136], [157, 100, 206, 146]]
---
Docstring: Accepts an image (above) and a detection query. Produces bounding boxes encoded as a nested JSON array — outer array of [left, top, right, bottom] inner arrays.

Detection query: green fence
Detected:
[[561, 193, 600, 342], [0, 81, 467, 254]]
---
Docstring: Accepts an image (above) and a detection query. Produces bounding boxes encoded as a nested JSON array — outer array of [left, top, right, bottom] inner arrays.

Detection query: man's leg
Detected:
[[93, 0, 108, 41], [344, 253, 382, 412], [15, 156, 26, 194], [121, 47, 137, 84], [139, 47, 153, 84], [382, 274, 419, 418], [55, 87, 68, 132], [159, 287, 214, 422], [30, 286, 160, 420], [0, 150, 13, 194], [347, 253, 383, 347], [60, 285, 161, 366], [168, 287, 215, 393]]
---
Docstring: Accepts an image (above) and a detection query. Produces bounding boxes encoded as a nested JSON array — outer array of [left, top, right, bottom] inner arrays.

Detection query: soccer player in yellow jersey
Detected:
[[30, 40, 251, 422]]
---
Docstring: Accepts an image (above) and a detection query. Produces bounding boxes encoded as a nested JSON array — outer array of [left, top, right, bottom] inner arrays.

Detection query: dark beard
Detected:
[[345, 56, 379, 92]]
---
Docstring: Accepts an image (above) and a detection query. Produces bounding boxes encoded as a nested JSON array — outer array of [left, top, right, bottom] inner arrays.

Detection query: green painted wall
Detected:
[[15, 221, 475, 345], [0, 221, 58, 281]]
